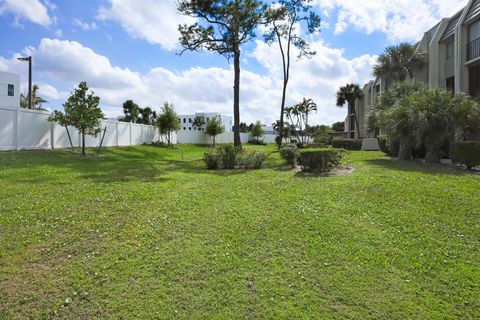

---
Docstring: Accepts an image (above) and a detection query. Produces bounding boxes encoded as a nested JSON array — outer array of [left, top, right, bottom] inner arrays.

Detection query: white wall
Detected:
[[177, 131, 276, 145], [0, 106, 167, 151], [0, 106, 278, 151], [0, 71, 20, 109]]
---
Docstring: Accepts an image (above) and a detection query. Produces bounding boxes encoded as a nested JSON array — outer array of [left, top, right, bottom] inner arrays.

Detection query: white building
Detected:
[[0, 71, 20, 109], [178, 112, 233, 132]]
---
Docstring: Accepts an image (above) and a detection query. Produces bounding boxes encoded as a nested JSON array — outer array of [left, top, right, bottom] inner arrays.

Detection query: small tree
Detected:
[[250, 121, 265, 142], [49, 82, 104, 156], [205, 117, 225, 146], [193, 116, 206, 130], [157, 102, 180, 145]]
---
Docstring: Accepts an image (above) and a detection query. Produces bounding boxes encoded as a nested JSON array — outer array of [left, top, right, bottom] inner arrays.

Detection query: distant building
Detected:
[[178, 112, 233, 132], [0, 71, 20, 109]]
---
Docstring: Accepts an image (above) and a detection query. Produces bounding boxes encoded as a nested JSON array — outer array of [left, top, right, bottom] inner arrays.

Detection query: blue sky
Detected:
[[0, 0, 468, 125]]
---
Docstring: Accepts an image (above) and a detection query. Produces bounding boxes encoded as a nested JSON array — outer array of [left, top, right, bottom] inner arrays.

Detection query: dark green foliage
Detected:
[[332, 139, 362, 150], [373, 43, 426, 85], [205, 117, 225, 146], [299, 148, 344, 172], [156, 102, 180, 145], [377, 136, 391, 155], [374, 83, 480, 162], [48, 81, 104, 155], [203, 145, 265, 169], [309, 125, 333, 146], [250, 120, 264, 142], [236, 149, 267, 169], [279, 145, 299, 167], [248, 139, 267, 145], [332, 121, 345, 132], [450, 141, 480, 169]]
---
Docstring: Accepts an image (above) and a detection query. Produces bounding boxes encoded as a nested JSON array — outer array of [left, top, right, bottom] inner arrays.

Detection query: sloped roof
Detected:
[[440, 9, 463, 41], [464, 0, 480, 24]]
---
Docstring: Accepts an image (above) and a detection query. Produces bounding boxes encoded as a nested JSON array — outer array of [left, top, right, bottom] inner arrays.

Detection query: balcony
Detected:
[[467, 37, 480, 61]]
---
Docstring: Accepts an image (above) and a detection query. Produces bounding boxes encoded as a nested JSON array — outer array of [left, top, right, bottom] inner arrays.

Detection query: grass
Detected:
[[0, 144, 479, 319]]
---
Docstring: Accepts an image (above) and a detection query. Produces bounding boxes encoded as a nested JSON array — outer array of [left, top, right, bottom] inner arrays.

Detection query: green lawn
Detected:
[[0, 145, 479, 319]]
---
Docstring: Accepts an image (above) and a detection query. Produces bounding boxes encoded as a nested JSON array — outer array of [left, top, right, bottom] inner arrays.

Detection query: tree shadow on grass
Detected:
[[0, 146, 253, 184], [364, 158, 475, 176]]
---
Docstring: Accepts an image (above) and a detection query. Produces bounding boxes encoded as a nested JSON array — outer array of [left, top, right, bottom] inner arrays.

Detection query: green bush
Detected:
[[248, 140, 267, 145], [203, 145, 266, 170], [236, 150, 267, 169], [450, 141, 480, 169], [299, 148, 345, 172], [332, 139, 362, 150], [219, 145, 238, 169], [204, 148, 221, 169], [377, 136, 390, 155], [279, 145, 300, 167]]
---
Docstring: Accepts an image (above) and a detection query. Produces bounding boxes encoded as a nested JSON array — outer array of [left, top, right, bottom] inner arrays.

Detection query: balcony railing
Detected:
[[467, 37, 480, 61]]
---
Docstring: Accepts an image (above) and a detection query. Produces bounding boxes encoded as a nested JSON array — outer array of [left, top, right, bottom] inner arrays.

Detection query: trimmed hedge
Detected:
[[203, 145, 266, 170], [299, 148, 345, 172], [332, 139, 362, 150], [450, 141, 480, 169], [279, 145, 300, 167]]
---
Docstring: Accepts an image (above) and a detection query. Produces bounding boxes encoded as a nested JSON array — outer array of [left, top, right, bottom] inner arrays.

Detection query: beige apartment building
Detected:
[[348, 0, 480, 139]]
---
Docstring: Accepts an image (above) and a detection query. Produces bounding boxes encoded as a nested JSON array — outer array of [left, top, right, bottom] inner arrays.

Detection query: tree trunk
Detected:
[[65, 126, 74, 153], [81, 130, 86, 156], [349, 102, 362, 139], [278, 79, 288, 148], [233, 45, 241, 148]]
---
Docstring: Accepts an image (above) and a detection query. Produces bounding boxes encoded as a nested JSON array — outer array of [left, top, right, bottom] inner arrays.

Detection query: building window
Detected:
[[189, 127, 192, 130], [189, 118, 192, 123], [470, 20, 480, 42], [183, 127, 186, 130], [206, 117, 209, 121], [446, 77, 455, 92], [7, 84, 14, 96], [446, 42, 454, 60], [183, 118, 186, 123]]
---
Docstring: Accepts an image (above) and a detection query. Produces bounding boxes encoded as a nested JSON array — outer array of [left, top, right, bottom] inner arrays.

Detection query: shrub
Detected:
[[236, 150, 267, 169], [377, 136, 390, 154], [248, 139, 267, 145], [219, 145, 238, 169], [450, 141, 480, 169], [299, 148, 344, 172], [279, 145, 300, 167], [332, 139, 362, 150], [203, 145, 266, 170], [204, 147, 224, 169]]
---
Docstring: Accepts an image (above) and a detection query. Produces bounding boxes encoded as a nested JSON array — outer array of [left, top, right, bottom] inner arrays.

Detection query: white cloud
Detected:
[[315, 0, 468, 42], [0, 0, 53, 26], [97, 0, 195, 51], [73, 18, 97, 31], [1, 37, 376, 125]]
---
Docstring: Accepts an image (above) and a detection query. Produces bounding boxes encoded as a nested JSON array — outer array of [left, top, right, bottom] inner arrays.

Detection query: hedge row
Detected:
[[204, 145, 266, 170], [450, 141, 480, 169]]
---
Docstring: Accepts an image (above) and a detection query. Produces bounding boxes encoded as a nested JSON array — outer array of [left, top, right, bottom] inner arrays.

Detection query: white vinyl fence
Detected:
[[0, 106, 278, 151], [0, 106, 170, 151]]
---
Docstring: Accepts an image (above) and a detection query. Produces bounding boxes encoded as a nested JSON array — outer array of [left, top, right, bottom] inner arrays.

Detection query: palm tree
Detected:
[[20, 84, 48, 109], [336, 84, 363, 139], [373, 43, 426, 86]]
